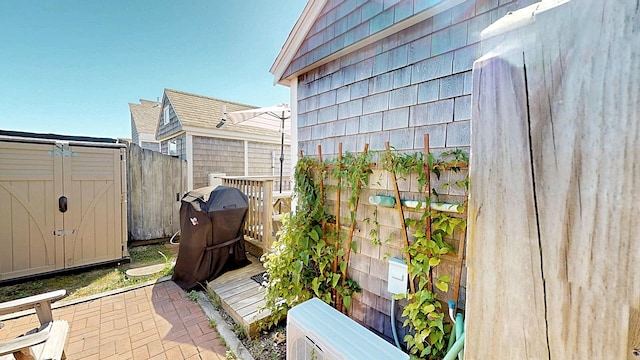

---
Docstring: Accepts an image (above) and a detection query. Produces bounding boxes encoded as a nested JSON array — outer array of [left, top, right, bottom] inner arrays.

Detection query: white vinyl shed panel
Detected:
[[0, 137, 127, 281]]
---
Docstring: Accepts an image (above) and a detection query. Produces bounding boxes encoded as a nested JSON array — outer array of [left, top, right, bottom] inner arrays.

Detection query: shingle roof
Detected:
[[164, 89, 290, 139], [129, 99, 161, 134]]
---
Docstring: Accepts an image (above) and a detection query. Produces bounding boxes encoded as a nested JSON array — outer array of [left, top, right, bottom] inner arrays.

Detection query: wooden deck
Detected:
[[206, 255, 273, 339]]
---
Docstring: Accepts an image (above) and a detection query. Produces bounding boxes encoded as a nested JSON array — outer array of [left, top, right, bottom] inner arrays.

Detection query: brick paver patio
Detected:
[[0, 281, 228, 359]]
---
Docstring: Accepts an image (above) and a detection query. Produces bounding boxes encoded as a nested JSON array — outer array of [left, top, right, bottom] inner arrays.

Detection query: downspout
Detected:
[[244, 140, 249, 176], [289, 76, 299, 187], [186, 134, 193, 190]]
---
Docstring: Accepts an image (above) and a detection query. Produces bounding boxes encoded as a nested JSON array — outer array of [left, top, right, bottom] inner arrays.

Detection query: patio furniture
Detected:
[[0, 290, 68, 360]]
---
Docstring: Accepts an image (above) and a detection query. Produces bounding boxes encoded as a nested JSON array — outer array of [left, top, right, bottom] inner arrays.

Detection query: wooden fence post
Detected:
[[466, 1, 640, 358]]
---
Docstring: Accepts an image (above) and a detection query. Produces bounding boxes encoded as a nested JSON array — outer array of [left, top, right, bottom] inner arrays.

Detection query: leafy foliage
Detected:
[[384, 149, 469, 359], [262, 146, 469, 360], [261, 153, 371, 325]]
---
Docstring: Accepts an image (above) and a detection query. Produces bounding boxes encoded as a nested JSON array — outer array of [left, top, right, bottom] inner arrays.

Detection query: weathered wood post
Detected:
[[466, 1, 640, 359]]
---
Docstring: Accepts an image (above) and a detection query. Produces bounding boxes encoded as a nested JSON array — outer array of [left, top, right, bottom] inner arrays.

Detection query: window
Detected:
[[168, 139, 178, 156], [164, 106, 170, 125]]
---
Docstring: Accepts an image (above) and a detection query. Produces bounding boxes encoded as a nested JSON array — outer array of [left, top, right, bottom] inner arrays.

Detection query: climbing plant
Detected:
[[331, 148, 372, 311], [261, 149, 372, 324], [261, 144, 469, 360], [383, 149, 469, 359]]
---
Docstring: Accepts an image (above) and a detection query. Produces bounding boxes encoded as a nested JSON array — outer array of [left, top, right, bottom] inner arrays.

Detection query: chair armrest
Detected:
[[0, 322, 53, 357], [0, 290, 66, 324]]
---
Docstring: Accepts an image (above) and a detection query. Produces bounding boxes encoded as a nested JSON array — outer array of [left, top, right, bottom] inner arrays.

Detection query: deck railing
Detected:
[[220, 176, 291, 256]]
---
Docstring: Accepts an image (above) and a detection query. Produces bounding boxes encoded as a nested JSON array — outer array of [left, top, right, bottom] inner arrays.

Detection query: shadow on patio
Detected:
[[0, 281, 227, 360]]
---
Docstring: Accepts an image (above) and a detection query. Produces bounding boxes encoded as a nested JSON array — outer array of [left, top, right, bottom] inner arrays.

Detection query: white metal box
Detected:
[[287, 297, 409, 360], [387, 257, 408, 296]]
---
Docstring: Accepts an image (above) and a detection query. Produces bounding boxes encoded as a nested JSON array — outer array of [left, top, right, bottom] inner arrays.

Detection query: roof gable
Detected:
[[271, 0, 465, 85], [129, 99, 161, 134]]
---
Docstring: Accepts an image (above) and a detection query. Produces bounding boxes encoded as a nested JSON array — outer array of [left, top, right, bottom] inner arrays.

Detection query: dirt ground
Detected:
[[216, 295, 286, 360]]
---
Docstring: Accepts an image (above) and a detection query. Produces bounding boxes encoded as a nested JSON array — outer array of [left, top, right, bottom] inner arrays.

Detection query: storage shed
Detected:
[[0, 131, 128, 281]]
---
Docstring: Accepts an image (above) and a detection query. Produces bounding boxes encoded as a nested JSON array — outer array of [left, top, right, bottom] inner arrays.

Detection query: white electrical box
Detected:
[[387, 258, 408, 296]]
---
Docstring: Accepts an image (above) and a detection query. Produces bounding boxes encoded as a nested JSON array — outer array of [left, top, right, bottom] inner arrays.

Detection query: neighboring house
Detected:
[[271, 0, 537, 343], [156, 88, 291, 190], [129, 99, 162, 152]]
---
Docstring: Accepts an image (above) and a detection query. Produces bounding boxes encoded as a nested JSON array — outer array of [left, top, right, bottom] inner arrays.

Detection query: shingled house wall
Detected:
[[190, 137, 290, 189], [155, 89, 292, 190], [284, 0, 538, 343]]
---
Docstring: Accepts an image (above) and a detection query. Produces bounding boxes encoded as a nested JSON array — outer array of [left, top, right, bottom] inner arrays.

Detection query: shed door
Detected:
[[63, 145, 125, 268], [0, 141, 64, 279], [0, 141, 126, 281]]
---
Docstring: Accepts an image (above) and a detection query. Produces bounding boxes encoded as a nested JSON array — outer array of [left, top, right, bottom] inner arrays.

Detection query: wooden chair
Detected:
[[0, 290, 68, 360]]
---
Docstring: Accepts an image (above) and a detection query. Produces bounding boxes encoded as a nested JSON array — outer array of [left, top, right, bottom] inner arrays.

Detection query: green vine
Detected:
[[365, 207, 382, 245], [383, 149, 469, 359], [262, 151, 372, 322], [332, 151, 373, 224], [262, 146, 469, 360]]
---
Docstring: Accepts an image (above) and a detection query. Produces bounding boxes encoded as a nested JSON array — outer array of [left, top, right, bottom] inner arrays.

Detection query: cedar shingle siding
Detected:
[[296, 0, 537, 157], [192, 136, 245, 188], [141, 141, 161, 152], [247, 141, 292, 177], [131, 121, 139, 144], [157, 100, 180, 140], [160, 133, 186, 159], [153, 89, 290, 190], [285, 0, 538, 343], [191, 137, 291, 189]]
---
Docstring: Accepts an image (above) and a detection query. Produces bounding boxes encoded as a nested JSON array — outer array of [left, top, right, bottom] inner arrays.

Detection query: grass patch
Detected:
[[205, 285, 222, 310], [230, 323, 247, 340], [0, 243, 178, 303]]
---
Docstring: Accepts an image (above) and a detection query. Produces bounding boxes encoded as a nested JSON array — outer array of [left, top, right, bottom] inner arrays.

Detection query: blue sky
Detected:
[[0, 1, 306, 139]]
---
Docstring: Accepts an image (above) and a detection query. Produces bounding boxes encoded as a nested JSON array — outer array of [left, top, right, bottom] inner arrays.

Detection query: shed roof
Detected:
[[164, 88, 290, 138], [129, 99, 161, 134]]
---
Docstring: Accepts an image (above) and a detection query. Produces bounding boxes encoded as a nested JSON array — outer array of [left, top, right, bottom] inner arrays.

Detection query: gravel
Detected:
[[197, 291, 286, 360], [218, 305, 287, 360]]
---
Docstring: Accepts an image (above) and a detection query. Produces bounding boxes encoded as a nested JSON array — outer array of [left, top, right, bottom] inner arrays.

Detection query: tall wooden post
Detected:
[[466, 1, 640, 359]]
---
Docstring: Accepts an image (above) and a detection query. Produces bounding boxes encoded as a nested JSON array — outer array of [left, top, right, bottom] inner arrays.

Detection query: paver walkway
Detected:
[[0, 281, 228, 359]]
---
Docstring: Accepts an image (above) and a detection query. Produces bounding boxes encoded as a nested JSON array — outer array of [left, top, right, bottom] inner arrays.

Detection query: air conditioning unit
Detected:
[[287, 298, 409, 360]]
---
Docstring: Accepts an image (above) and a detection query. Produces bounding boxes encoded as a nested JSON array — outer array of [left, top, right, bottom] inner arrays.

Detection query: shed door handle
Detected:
[[58, 196, 68, 213]]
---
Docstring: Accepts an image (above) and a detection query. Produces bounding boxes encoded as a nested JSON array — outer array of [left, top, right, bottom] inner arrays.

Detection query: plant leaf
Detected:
[[343, 295, 351, 310], [435, 281, 449, 293], [339, 260, 347, 274], [428, 257, 441, 267], [331, 273, 340, 288]]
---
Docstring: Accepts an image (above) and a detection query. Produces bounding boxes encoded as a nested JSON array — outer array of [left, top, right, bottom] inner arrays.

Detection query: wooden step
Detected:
[[207, 255, 277, 338], [243, 236, 264, 258]]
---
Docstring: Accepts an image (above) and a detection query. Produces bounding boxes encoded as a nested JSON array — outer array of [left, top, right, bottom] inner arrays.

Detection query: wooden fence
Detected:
[[127, 143, 187, 242]]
